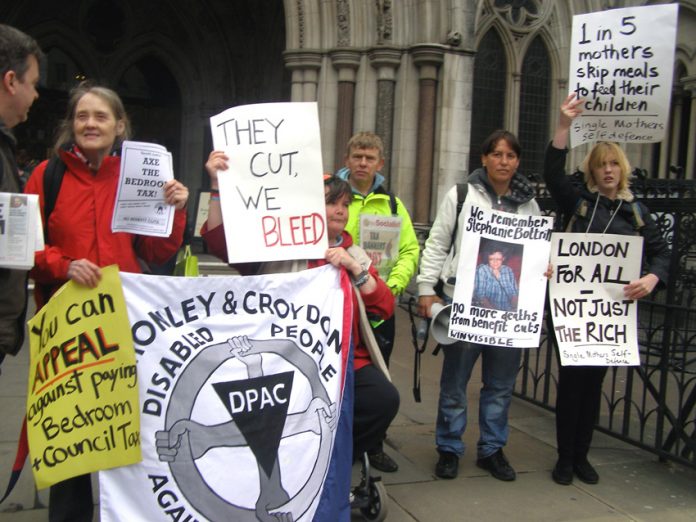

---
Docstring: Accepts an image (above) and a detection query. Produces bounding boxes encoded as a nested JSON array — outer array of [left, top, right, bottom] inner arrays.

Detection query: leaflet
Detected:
[[112, 141, 175, 237], [0, 192, 41, 269]]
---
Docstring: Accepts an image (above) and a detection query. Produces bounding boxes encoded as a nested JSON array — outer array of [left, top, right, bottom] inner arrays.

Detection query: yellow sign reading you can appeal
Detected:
[[26, 265, 141, 489]]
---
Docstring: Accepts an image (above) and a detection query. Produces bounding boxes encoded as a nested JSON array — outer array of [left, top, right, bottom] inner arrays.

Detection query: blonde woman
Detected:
[[544, 93, 670, 486]]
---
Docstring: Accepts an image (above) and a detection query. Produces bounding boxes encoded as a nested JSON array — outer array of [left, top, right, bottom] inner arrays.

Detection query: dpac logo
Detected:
[[154, 336, 336, 521]]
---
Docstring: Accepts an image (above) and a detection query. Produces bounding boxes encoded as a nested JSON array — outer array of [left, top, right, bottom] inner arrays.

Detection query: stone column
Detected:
[[411, 44, 444, 223], [368, 46, 402, 185], [283, 50, 323, 102], [330, 49, 362, 170], [684, 77, 696, 180], [509, 72, 522, 132]]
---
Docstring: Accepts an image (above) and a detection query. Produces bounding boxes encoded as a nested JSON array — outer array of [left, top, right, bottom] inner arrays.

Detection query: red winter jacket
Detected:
[[25, 147, 186, 307]]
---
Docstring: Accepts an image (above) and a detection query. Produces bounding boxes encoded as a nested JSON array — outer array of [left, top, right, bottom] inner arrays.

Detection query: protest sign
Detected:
[[449, 204, 553, 348], [0, 192, 41, 269], [99, 265, 351, 522], [112, 141, 175, 237], [569, 4, 678, 146], [209, 102, 328, 263], [26, 265, 140, 489], [549, 233, 643, 366]]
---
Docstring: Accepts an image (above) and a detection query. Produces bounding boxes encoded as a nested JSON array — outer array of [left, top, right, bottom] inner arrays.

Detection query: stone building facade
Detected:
[[4, 0, 695, 224]]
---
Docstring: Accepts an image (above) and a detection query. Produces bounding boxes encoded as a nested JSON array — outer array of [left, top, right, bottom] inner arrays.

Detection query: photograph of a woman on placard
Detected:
[[472, 239, 523, 312]]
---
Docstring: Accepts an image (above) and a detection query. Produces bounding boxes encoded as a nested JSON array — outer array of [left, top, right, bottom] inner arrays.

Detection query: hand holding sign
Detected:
[[624, 272, 659, 300], [164, 179, 189, 210], [205, 150, 229, 190], [67, 258, 102, 288], [560, 93, 584, 129]]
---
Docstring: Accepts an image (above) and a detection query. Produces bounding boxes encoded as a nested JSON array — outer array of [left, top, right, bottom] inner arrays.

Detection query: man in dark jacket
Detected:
[[0, 24, 42, 370]]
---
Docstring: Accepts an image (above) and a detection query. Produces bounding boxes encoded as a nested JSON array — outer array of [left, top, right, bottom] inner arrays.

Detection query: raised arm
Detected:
[[552, 92, 583, 150], [204, 150, 228, 230], [200, 150, 232, 263], [544, 93, 585, 216]]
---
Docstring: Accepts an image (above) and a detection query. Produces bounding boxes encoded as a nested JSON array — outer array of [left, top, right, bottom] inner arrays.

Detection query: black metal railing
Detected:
[[516, 173, 696, 468]]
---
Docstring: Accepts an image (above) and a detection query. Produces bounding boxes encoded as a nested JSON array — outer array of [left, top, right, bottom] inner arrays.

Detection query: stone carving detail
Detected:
[[296, 0, 305, 48], [493, 0, 541, 27], [485, 0, 551, 36], [337, 0, 350, 47], [376, 0, 393, 44]]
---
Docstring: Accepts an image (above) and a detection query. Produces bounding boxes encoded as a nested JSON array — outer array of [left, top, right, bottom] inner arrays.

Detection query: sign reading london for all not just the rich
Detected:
[[210, 103, 328, 263], [569, 4, 678, 146], [549, 233, 643, 366]]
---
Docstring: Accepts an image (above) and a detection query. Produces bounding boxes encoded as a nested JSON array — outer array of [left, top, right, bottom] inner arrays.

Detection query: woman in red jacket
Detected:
[[25, 83, 189, 522], [26, 83, 189, 307]]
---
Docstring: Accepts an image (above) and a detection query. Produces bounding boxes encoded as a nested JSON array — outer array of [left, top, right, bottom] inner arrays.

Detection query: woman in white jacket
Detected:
[[417, 130, 540, 481]]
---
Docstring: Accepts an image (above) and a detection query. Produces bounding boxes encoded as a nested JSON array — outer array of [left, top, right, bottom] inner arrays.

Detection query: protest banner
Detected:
[[568, 4, 678, 146], [449, 204, 553, 348], [112, 141, 175, 237], [26, 265, 140, 489], [0, 192, 41, 269], [549, 233, 643, 366], [99, 265, 352, 522], [209, 102, 328, 263]]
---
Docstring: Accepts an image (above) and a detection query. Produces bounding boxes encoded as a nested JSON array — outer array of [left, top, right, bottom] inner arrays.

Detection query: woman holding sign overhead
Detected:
[[544, 93, 670, 486], [24, 83, 189, 522]]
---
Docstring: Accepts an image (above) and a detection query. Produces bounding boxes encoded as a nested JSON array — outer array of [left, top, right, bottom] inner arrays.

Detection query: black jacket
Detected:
[[0, 121, 29, 357], [544, 143, 670, 286]]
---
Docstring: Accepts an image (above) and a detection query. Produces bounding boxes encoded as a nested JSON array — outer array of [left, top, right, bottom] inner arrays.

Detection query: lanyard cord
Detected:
[[585, 194, 623, 235]]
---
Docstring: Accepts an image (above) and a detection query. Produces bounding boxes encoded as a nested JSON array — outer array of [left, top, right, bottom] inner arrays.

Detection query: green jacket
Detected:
[[337, 168, 419, 296]]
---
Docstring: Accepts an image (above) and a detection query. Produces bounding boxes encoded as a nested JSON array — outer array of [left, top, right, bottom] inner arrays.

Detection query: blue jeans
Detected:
[[435, 342, 522, 459]]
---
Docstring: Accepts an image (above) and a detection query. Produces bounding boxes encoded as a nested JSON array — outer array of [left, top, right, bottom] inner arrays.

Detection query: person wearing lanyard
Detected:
[[544, 93, 670, 485]]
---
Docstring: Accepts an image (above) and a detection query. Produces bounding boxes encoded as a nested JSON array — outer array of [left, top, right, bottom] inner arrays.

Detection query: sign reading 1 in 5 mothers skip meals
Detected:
[[210, 102, 328, 264], [549, 233, 643, 366], [569, 3, 678, 146]]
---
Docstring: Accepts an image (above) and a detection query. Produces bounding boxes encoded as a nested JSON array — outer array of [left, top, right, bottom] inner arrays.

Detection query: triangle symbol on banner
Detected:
[[212, 371, 294, 477]]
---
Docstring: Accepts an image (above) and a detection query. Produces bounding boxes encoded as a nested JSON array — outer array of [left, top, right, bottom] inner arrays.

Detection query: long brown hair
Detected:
[[53, 83, 132, 154]]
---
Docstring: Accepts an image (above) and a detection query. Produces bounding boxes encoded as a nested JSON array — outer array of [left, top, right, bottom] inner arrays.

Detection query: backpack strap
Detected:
[[388, 191, 398, 216], [565, 199, 589, 233], [34, 156, 67, 306], [630, 202, 645, 231], [431, 183, 468, 301], [42, 156, 66, 243], [565, 199, 644, 233], [449, 183, 468, 255]]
